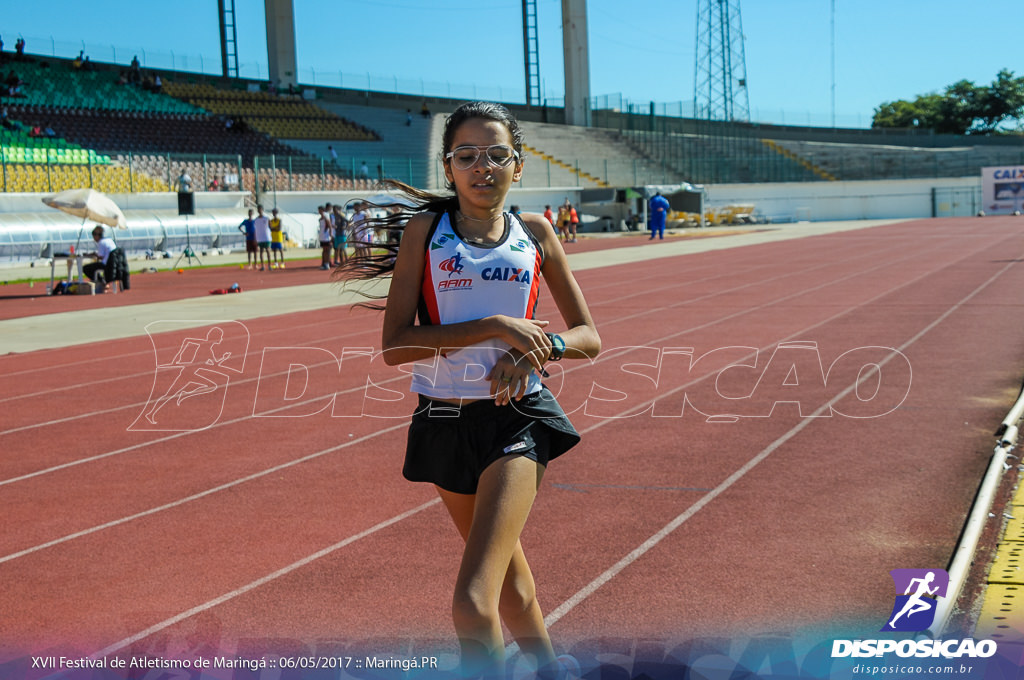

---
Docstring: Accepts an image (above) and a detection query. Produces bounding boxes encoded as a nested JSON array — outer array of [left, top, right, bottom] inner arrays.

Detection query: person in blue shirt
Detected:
[[648, 191, 670, 240], [237, 209, 257, 269]]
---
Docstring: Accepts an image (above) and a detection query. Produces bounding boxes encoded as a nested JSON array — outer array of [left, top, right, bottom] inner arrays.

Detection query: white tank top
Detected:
[[410, 210, 545, 399]]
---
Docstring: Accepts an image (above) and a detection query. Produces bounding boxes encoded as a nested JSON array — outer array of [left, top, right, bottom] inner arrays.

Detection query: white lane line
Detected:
[[0, 320, 380, 406], [0, 234, 888, 470], [0, 314, 360, 380], [0, 229, 978, 560], [0, 423, 409, 564], [90, 497, 442, 659], [75, 230, 1016, 656], [540, 249, 1022, 631]]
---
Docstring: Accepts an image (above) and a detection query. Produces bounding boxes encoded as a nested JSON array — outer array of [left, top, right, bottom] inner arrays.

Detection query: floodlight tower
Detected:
[[218, 0, 239, 78], [522, 0, 541, 107], [693, 0, 750, 122]]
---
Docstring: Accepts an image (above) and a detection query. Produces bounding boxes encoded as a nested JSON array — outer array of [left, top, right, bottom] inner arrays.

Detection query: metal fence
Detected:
[[0, 151, 433, 195]]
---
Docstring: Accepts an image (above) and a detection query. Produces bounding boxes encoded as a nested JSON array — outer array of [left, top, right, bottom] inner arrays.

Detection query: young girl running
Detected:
[[337, 101, 600, 679]]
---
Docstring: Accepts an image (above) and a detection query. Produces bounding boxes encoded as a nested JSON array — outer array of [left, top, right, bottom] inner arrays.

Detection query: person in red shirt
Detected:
[[566, 201, 579, 243]]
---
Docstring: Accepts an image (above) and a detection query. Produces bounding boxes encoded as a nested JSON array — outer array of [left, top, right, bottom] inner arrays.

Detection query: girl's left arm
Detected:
[[521, 212, 601, 361]]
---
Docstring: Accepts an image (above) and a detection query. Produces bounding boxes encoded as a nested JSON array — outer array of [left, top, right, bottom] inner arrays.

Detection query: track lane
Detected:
[[4, 218, 1019, 659]]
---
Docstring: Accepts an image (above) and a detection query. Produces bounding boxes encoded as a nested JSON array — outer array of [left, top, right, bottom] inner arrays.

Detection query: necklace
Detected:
[[456, 210, 503, 244], [456, 210, 502, 225]]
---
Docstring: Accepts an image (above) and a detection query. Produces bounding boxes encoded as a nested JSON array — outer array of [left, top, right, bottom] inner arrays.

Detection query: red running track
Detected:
[[1, 218, 1022, 670]]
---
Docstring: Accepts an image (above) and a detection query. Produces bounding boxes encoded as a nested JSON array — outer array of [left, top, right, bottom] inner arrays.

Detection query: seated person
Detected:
[[82, 225, 118, 285]]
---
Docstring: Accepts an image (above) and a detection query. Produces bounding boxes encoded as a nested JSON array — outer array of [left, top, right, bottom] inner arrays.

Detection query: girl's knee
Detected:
[[499, 575, 537, 620], [452, 587, 498, 629]]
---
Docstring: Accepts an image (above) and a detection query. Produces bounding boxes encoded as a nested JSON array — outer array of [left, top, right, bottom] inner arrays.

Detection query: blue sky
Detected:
[[3, 0, 1021, 128]]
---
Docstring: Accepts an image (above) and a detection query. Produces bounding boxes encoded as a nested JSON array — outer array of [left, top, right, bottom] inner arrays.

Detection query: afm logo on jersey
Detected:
[[437, 252, 473, 291]]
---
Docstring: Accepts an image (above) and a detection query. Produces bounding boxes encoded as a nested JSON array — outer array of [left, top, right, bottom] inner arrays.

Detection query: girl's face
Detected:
[[443, 117, 523, 210]]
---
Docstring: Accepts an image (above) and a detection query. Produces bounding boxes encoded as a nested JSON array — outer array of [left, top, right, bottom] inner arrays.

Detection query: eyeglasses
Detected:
[[444, 145, 520, 170]]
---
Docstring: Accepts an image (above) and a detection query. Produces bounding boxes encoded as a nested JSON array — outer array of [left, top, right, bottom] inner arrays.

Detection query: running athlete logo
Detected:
[[439, 252, 465, 278], [881, 569, 949, 632], [130, 321, 249, 431]]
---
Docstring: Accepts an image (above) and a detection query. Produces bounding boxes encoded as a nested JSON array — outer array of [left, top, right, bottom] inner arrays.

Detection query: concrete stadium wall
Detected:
[[703, 177, 981, 222], [505, 177, 983, 225]]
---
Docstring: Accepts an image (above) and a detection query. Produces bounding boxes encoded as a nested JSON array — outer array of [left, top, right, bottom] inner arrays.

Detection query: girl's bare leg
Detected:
[[436, 455, 556, 677]]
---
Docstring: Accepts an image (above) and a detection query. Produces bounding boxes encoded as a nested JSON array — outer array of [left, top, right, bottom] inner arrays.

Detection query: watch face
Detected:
[[548, 333, 565, 360]]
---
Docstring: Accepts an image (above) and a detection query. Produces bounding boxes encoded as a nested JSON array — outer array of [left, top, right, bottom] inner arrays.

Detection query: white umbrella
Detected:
[[42, 188, 127, 229], [42, 188, 127, 253]]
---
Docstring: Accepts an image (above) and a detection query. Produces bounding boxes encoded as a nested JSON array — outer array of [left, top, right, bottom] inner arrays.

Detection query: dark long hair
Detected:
[[334, 102, 525, 305]]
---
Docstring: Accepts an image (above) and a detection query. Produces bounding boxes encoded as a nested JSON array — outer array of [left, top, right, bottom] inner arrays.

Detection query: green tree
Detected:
[[872, 99, 926, 128], [935, 79, 980, 134], [975, 69, 1024, 132], [872, 70, 1024, 134]]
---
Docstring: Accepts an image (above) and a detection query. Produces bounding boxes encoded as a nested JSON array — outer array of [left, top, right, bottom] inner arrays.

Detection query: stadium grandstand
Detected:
[[3, 50, 1023, 192], [1, 46, 1023, 261]]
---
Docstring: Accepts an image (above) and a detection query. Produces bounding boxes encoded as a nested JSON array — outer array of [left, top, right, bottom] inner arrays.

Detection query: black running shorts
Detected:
[[403, 387, 580, 495]]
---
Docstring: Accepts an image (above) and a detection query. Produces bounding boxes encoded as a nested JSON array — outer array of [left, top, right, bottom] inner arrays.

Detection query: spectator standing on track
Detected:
[[238, 209, 257, 269], [332, 205, 349, 266], [334, 101, 600, 680], [566, 201, 579, 243], [269, 208, 286, 269], [349, 201, 371, 259], [555, 202, 569, 242], [317, 205, 333, 270], [648, 191, 670, 240], [543, 204, 554, 230], [325, 201, 338, 258], [253, 205, 272, 271]]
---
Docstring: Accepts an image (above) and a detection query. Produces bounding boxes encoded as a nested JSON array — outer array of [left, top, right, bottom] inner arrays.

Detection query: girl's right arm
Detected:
[[380, 212, 550, 369]]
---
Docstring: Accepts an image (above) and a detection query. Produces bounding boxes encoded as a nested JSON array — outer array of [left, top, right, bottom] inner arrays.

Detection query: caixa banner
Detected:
[[981, 166, 1024, 215]]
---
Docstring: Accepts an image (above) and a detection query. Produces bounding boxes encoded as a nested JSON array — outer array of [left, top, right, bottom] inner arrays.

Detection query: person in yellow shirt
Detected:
[[269, 208, 286, 269]]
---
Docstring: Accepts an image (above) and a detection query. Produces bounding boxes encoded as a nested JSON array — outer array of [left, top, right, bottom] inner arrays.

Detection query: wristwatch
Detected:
[[545, 332, 565, 361]]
